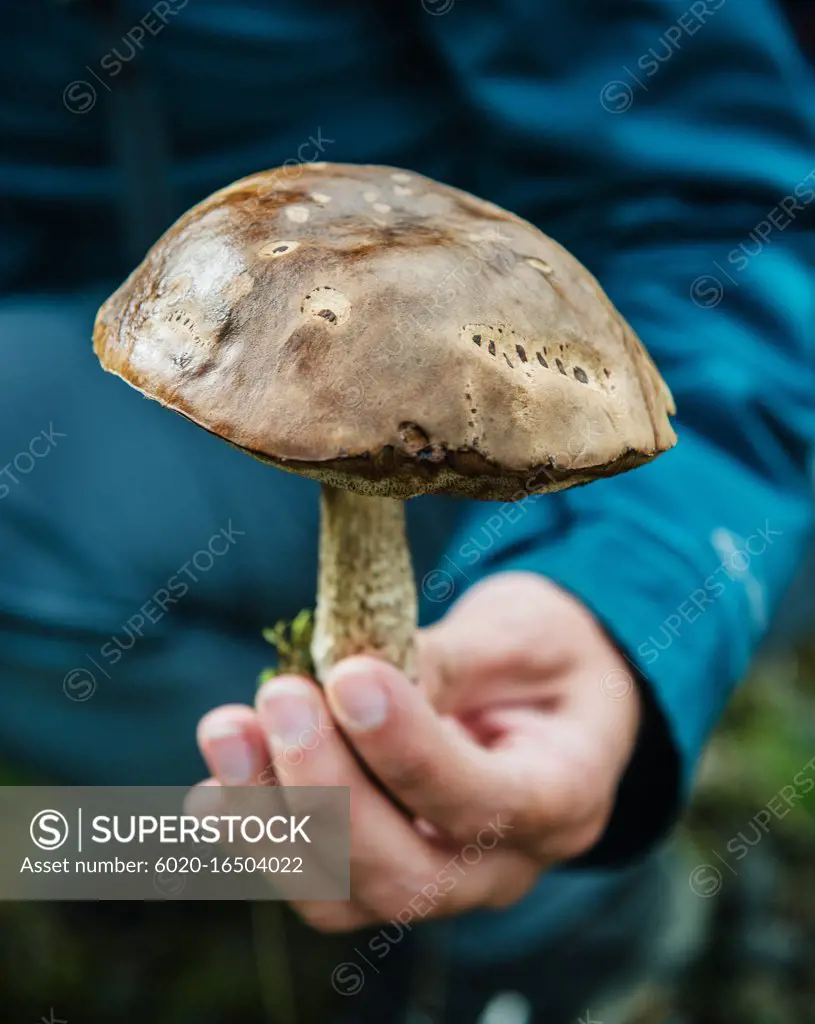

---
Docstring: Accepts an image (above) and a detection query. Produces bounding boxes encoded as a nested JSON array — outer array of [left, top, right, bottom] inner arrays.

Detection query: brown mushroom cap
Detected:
[[94, 163, 676, 500]]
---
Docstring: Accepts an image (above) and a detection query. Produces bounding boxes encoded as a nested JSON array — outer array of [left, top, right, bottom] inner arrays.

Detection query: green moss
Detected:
[[258, 608, 316, 684]]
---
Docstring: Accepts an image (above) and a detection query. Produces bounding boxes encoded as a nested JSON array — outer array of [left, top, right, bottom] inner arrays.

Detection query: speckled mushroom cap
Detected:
[[94, 163, 676, 500]]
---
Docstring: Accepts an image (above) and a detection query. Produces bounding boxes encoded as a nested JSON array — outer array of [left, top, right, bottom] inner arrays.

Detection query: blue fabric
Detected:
[[1, 0, 813, 868]]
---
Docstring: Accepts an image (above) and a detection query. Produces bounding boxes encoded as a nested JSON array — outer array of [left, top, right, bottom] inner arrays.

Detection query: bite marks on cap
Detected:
[[300, 286, 351, 327], [464, 385, 481, 449], [258, 240, 300, 258], [398, 421, 446, 462], [460, 322, 596, 388], [140, 307, 220, 375], [399, 421, 429, 453]]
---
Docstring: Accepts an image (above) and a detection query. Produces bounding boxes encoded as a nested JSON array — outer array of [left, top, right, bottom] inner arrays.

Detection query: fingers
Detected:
[[255, 675, 446, 884], [324, 657, 507, 839], [195, 631, 589, 934], [197, 704, 273, 785], [255, 675, 537, 926], [195, 696, 393, 929], [324, 656, 609, 858], [187, 777, 370, 932]]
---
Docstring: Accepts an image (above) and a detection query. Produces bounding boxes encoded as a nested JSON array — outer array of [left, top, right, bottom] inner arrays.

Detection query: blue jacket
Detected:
[[1, 0, 814, 882]]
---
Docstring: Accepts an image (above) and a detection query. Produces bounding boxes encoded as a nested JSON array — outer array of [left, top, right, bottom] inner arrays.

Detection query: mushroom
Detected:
[[94, 163, 676, 684]]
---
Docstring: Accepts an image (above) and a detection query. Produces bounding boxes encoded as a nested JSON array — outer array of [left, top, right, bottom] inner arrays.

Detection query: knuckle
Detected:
[[356, 867, 432, 921], [444, 810, 500, 848], [384, 753, 435, 795], [505, 803, 545, 841], [549, 816, 608, 861], [484, 864, 538, 909]]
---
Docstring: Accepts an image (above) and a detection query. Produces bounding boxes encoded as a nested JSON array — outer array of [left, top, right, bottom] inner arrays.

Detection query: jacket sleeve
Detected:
[[419, 0, 815, 862]]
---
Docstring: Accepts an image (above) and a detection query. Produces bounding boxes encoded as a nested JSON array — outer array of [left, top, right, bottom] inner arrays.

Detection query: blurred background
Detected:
[[681, 7, 815, 1020], [677, 638, 815, 1024]]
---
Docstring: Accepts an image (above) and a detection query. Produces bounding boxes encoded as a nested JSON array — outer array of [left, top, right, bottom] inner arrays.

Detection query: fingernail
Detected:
[[258, 679, 320, 750], [326, 663, 389, 732], [204, 724, 253, 785]]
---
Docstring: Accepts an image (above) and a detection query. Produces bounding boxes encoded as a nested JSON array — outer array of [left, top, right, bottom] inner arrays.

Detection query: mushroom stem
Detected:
[[311, 484, 418, 684]]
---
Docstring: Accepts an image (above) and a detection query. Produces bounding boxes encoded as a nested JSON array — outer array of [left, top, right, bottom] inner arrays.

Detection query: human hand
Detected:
[[195, 572, 641, 931]]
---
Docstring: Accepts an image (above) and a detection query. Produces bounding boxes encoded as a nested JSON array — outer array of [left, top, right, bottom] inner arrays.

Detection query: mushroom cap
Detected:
[[94, 163, 676, 500]]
